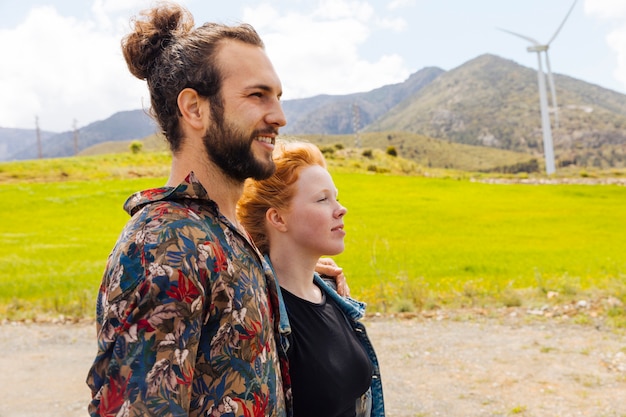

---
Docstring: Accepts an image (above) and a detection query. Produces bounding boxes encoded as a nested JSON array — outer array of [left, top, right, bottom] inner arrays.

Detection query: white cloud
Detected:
[[584, 0, 626, 92], [387, 0, 416, 11], [243, 1, 410, 99], [584, 0, 626, 18], [93, 0, 147, 14], [0, 0, 412, 130], [606, 28, 626, 87], [91, 0, 152, 30], [376, 16, 407, 32], [0, 4, 147, 131], [313, 0, 374, 20]]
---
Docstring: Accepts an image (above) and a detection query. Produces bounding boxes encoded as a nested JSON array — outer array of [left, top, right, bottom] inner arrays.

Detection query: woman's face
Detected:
[[283, 165, 347, 257]]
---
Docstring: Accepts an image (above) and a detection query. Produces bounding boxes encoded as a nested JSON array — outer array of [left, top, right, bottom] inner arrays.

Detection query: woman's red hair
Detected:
[[237, 141, 326, 254]]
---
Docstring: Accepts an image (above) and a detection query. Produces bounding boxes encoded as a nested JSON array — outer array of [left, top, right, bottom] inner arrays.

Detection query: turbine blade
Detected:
[[497, 27, 541, 45], [547, 0, 578, 45]]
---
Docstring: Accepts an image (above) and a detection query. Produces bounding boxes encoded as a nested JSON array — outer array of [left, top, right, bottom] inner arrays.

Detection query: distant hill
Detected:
[[79, 133, 168, 156], [0, 128, 56, 161], [3, 53, 626, 169], [299, 131, 538, 173], [367, 54, 626, 168], [7, 110, 158, 161], [281, 67, 444, 134]]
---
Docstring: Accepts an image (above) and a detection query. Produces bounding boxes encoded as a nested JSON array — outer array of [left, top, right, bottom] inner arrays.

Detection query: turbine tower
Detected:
[[499, 0, 578, 175]]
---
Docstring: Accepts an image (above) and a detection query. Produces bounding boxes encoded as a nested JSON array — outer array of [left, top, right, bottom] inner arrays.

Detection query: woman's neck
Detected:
[[270, 252, 322, 303]]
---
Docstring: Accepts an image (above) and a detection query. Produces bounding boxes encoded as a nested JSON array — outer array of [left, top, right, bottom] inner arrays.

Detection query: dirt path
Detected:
[[0, 315, 625, 417]]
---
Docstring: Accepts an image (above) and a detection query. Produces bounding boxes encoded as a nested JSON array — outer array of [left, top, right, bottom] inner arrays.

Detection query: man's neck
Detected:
[[167, 153, 244, 226]]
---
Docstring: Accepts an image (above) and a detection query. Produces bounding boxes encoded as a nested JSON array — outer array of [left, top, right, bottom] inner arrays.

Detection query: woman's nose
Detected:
[[336, 204, 347, 218]]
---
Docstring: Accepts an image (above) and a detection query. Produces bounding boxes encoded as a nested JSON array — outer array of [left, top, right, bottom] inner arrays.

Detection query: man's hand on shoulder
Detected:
[[315, 257, 350, 297]]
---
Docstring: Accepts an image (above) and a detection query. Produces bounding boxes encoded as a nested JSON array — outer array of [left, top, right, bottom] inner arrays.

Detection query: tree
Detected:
[[130, 141, 143, 154]]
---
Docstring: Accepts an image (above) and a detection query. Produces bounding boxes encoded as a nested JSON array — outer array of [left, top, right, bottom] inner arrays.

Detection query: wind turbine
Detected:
[[498, 0, 578, 175]]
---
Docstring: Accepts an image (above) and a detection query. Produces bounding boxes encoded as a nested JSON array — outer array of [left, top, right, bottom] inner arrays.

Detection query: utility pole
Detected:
[[35, 116, 42, 159], [352, 102, 361, 148], [73, 119, 79, 155]]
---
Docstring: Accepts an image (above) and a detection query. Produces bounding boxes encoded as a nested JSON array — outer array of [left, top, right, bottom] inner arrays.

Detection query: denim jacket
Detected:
[[268, 256, 386, 417]]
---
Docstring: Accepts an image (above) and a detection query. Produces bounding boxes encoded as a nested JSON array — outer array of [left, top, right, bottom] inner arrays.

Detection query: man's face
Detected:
[[203, 41, 286, 183], [202, 106, 277, 182]]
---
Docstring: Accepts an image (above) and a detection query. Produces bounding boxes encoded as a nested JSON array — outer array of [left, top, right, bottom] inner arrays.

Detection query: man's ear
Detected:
[[266, 207, 288, 232], [177, 88, 207, 131]]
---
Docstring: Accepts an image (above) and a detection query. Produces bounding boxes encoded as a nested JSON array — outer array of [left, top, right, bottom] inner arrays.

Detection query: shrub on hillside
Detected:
[[130, 141, 143, 154]]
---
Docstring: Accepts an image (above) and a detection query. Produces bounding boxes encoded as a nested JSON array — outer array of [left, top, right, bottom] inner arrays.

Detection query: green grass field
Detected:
[[1, 169, 625, 320], [332, 174, 626, 311], [0, 177, 162, 319]]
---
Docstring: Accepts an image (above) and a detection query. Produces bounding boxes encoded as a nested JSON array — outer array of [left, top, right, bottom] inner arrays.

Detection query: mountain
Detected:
[[8, 110, 158, 161], [3, 53, 626, 169], [281, 66, 444, 134], [0, 69, 443, 161], [0, 128, 57, 161], [367, 54, 626, 167]]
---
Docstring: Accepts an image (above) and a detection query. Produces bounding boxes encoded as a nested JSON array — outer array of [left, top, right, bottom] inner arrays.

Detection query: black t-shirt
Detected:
[[282, 284, 373, 417]]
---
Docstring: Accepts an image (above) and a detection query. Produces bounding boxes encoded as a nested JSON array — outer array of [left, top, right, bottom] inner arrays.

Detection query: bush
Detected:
[[130, 141, 143, 154], [386, 146, 398, 157], [483, 158, 540, 174], [366, 165, 390, 174], [320, 146, 335, 157]]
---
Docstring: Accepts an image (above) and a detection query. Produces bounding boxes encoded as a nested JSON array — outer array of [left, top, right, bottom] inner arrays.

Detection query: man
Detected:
[[86, 3, 345, 417]]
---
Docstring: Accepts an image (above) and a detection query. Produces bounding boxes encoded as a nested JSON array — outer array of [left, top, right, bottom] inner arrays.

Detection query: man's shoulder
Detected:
[[116, 198, 225, 253], [102, 199, 226, 300]]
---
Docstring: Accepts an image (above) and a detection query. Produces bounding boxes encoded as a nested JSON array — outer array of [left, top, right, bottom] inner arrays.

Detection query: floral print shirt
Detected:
[[86, 172, 290, 417]]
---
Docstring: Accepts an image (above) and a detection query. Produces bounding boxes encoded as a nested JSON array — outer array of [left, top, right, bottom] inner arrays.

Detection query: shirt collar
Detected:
[[123, 171, 217, 216]]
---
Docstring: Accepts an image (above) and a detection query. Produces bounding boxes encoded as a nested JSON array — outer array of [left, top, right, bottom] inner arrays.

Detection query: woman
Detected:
[[238, 141, 385, 417]]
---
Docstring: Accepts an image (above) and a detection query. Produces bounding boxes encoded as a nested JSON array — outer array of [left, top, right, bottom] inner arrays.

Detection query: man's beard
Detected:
[[203, 112, 276, 183]]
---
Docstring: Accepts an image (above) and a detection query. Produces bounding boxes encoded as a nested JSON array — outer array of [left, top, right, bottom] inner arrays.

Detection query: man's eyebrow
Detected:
[[246, 84, 283, 97]]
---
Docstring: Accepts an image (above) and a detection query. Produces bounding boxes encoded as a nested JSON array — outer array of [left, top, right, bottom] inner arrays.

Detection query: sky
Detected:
[[1, 0, 625, 132]]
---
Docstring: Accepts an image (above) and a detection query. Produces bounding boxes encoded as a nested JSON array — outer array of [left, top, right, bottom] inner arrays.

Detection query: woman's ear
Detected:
[[266, 207, 288, 232], [177, 88, 207, 131]]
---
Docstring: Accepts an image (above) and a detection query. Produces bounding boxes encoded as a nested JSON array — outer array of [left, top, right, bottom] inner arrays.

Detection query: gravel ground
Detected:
[[0, 313, 625, 417]]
